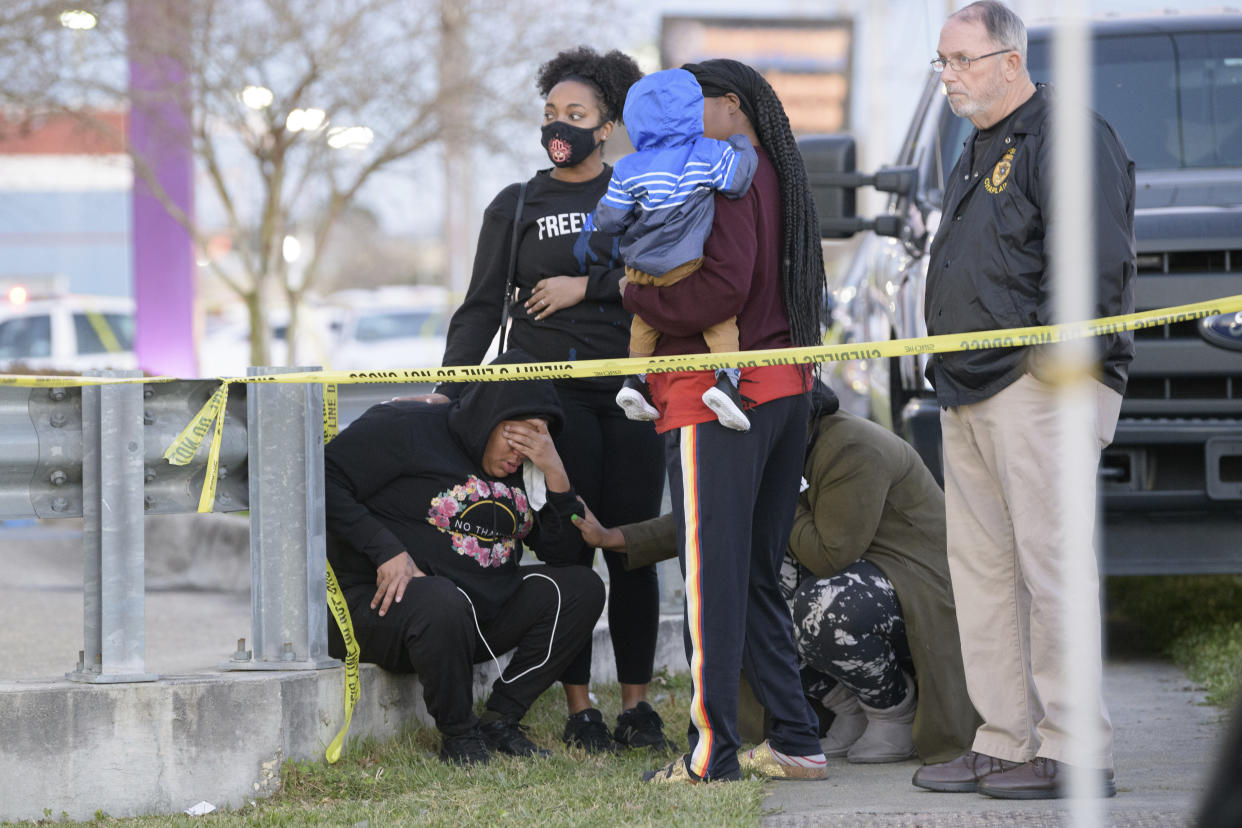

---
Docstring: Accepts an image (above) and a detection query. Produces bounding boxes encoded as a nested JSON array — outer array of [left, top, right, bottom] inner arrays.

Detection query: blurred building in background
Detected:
[[660, 15, 853, 134], [0, 112, 132, 299]]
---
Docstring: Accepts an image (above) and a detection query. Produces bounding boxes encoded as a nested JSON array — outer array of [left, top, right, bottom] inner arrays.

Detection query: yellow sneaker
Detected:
[[642, 755, 702, 785], [738, 740, 829, 781]]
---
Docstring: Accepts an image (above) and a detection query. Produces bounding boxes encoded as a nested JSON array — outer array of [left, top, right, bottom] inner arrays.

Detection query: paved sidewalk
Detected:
[[0, 520, 253, 680], [762, 659, 1221, 827]]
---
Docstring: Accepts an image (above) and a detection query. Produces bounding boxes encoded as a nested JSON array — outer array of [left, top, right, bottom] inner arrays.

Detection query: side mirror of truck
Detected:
[[799, 134, 857, 239], [798, 134, 919, 239]]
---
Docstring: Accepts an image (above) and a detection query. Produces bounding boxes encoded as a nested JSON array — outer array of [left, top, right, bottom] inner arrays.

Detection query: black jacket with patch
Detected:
[[924, 84, 1136, 407]]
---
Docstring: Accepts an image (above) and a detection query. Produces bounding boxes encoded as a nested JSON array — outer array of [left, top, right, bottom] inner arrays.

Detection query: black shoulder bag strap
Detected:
[[496, 181, 528, 355]]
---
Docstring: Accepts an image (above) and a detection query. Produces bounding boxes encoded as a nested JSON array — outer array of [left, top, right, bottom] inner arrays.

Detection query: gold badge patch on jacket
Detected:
[[985, 147, 1015, 194]]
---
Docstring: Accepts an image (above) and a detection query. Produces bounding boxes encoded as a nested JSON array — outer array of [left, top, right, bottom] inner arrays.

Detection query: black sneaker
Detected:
[[614, 701, 678, 751], [563, 708, 618, 753], [480, 717, 551, 758], [616, 376, 659, 421], [701, 372, 751, 431], [439, 727, 491, 765]]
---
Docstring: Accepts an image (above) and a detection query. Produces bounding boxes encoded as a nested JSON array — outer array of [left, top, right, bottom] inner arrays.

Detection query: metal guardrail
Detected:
[[228, 367, 336, 671], [0, 368, 335, 682], [0, 378, 248, 518], [72, 370, 154, 683]]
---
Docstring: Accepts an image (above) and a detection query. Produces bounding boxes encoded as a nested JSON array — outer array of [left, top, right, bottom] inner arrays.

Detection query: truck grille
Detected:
[[1125, 372, 1238, 402], [1122, 253, 1242, 414], [1136, 249, 1240, 275]]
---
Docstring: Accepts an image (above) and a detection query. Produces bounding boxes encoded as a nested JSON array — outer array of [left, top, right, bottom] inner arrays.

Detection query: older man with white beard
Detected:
[[911, 0, 1135, 800]]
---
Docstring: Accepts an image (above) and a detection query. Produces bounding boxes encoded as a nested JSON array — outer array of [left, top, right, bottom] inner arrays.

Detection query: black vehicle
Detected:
[[804, 13, 1242, 574]]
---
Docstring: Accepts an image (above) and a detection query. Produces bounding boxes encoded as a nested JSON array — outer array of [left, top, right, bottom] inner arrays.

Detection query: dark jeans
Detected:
[[554, 382, 665, 686], [328, 565, 604, 736]]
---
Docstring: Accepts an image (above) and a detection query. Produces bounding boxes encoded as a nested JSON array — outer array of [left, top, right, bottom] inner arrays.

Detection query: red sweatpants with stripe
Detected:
[[666, 392, 822, 779]]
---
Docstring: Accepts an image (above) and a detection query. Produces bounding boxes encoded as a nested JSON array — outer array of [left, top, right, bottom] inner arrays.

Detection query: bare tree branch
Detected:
[[0, 0, 627, 366]]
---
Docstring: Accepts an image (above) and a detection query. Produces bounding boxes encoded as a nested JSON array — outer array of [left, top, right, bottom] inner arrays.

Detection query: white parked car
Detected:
[[198, 305, 343, 377], [330, 305, 448, 371], [0, 294, 137, 373]]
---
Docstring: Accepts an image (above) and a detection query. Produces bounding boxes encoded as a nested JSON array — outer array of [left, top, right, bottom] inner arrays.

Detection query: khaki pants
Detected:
[[940, 373, 1122, 769], [625, 258, 740, 358]]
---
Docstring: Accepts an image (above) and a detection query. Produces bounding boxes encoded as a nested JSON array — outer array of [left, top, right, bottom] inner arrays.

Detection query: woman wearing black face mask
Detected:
[[441, 47, 674, 756]]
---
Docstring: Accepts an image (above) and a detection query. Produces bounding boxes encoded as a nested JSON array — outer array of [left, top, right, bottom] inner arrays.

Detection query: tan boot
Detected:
[[846, 673, 917, 764], [818, 682, 868, 758]]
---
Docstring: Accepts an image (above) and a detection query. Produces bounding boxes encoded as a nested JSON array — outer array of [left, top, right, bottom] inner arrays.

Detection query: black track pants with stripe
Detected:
[[666, 392, 822, 779]]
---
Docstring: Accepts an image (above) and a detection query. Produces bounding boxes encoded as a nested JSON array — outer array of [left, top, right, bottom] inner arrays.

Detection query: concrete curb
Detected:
[[0, 616, 685, 822]]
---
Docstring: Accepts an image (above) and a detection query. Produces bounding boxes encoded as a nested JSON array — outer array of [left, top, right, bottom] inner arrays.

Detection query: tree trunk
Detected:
[[285, 291, 301, 367], [245, 291, 270, 368]]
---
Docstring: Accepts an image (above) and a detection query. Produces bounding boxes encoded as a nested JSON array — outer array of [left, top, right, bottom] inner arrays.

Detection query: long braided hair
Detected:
[[684, 60, 827, 349]]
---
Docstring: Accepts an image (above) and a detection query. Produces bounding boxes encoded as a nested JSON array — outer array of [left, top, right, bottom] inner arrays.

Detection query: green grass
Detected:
[[1107, 574, 1242, 707], [32, 671, 765, 827]]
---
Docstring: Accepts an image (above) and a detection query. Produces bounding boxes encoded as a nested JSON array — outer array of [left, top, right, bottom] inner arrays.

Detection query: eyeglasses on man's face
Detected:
[[931, 49, 1011, 73]]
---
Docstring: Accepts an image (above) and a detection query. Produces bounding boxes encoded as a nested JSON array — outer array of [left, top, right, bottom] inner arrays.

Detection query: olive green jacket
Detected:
[[619, 411, 979, 763]]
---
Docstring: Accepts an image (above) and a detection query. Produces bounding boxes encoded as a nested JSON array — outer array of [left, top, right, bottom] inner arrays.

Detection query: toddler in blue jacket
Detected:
[[589, 67, 757, 431]]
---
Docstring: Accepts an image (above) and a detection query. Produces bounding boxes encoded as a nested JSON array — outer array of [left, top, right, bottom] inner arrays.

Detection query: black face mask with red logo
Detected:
[[540, 121, 601, 168]]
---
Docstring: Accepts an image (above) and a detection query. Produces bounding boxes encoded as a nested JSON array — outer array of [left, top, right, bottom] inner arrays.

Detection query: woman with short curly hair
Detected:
[[442, 46, 674, 755]]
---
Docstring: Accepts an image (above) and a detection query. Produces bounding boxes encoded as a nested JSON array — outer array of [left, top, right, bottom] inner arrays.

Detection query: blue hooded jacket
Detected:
[[589, 68, 757, 276]]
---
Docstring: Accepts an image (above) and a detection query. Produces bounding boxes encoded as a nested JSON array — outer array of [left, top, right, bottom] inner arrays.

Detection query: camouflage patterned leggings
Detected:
[[788, 559, 911, 709]]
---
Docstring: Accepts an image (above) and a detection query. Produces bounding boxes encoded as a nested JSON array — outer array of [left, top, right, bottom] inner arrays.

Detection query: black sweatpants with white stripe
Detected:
[[328, 564, 604, 737]]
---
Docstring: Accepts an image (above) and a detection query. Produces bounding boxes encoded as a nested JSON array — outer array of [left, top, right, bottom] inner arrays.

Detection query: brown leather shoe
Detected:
[[977, 756, 1117, 800], [911, 751, 1020, 792]]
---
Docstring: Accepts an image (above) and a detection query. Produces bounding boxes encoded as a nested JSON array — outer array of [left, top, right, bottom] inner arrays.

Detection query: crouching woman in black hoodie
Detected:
[[324, 351, 604, 765]]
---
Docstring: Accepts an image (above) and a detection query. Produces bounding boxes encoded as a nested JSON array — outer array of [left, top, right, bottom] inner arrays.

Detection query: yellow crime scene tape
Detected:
[[4, 293, 1237, 393], [324, 561, 360, 764], [193, 292, 1242, 389], [163, 382, 231, 512], [0, 373, 171, 388], [321, 397, 361, 765], [323, 382, 338, 442], [153, 291, 1242, 513]]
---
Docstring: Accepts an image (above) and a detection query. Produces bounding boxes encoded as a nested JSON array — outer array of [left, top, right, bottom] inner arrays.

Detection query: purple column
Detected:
[[128, 0, 196, 377]]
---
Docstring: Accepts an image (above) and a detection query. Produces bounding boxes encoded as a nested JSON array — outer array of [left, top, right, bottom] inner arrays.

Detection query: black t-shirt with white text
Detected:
[[442, 167, 629, 390]]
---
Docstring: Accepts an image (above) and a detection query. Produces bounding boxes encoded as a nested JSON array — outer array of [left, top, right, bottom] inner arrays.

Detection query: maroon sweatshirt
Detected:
[[622, 148, 806, 431]]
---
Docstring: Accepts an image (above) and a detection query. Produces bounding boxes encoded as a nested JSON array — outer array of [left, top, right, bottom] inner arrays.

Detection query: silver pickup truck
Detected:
[[803, 12, 1242, 574]]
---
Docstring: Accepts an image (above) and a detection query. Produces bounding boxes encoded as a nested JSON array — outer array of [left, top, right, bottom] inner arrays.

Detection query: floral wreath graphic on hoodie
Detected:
[[426, 475, 534, 568]]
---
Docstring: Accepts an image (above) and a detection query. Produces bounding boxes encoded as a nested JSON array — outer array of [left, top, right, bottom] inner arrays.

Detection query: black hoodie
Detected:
[[324, 359, 581, 622]]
